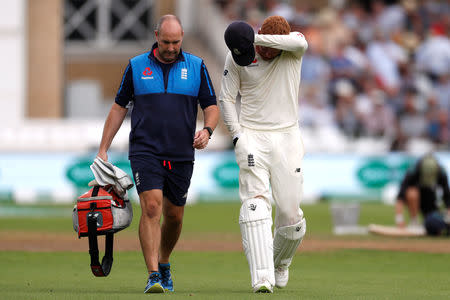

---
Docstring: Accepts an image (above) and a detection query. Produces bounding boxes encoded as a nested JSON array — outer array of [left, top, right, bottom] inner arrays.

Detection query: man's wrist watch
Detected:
[[204, 126, 213, 139]]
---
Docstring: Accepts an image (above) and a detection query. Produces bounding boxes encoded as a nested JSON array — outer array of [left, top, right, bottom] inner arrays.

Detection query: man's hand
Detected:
[[97, 151, 108, 162], [193, 129, 210, 149]]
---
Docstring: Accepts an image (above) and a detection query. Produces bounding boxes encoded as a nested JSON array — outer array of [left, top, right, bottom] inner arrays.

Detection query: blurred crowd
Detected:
[[215, 0, 450, 151]]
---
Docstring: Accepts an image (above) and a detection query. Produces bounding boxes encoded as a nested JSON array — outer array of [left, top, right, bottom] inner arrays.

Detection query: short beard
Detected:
[[160, 51, 178, 63]]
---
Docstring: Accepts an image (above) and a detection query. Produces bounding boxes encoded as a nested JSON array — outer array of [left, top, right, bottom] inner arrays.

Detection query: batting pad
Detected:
[[239, 198, 275, 288], [273, 218, 306, 268]]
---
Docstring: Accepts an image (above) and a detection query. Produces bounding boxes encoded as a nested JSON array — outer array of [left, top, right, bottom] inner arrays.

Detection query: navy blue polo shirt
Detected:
[[115, 43, 216, 161]]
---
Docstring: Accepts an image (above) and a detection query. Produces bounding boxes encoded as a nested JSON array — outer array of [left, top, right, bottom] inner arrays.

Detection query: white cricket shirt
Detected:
[[219, 32, 308, 137]]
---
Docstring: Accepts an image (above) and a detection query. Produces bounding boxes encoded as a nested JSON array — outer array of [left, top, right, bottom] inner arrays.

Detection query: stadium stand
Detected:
[[214, 0, 450, 153], [1, 0, 448, 154]]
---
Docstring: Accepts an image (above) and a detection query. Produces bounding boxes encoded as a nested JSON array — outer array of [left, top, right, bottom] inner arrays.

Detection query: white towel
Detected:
[[89, 157, 134, 197]]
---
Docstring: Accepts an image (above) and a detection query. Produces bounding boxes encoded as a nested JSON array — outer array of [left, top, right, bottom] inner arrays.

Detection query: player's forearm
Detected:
[[202, 104, 220, 131], [254, 32, 308, 54], [98, 103, 128, 156], [218, 98, 241, 138], [218, 55, 241, 138]]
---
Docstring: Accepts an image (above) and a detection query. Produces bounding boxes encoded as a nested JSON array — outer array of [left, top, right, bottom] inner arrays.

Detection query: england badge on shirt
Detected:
[[181, 68, 187, 80]]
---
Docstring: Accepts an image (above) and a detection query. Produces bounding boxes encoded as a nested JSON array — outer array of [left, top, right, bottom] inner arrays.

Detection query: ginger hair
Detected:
[[260, 16, 290, 35]]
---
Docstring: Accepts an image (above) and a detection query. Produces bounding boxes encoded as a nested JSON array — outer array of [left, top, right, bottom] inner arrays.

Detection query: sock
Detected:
[[409, 217, 419, 226], [159, 262, 170, 269]]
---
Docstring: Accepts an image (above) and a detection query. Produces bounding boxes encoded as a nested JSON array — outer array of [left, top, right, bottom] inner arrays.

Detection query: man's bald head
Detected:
[[156, 14, 183, 35], [154, 15, 184, 64]]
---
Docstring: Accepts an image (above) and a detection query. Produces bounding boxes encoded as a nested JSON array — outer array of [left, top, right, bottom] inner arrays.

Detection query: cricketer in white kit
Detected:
[[219, 17, 308, 293]]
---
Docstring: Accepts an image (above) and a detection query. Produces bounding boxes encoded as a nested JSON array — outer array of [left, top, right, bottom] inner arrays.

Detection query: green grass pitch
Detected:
[[1, 202, 449, 299]]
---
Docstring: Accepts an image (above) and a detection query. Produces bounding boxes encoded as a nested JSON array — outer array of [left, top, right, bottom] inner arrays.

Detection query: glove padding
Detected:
[[90, 157, 134, 197]]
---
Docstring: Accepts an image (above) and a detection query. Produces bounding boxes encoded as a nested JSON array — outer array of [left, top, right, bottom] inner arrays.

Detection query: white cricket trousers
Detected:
[[234, 125, 305, 228]]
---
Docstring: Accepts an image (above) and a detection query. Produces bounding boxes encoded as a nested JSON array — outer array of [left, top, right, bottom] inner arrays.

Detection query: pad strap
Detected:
[[87, 186, 114, 277]]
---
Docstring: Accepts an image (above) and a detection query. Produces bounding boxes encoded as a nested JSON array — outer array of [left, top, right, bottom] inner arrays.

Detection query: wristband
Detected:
[[203, 126, 213, 139]]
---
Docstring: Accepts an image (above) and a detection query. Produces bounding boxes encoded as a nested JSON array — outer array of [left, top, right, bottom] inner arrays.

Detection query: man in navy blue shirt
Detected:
[[396, 153, 450, 236], [96, 14, 219, 293]]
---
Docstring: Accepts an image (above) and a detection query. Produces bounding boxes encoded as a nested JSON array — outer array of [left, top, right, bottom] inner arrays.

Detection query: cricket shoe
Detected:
[[275, 266, 289, 288], [253, 280, 273, 293], [144, 272, 165, 293], [159, 262, 174, 292], [406, 224, 426, 235]]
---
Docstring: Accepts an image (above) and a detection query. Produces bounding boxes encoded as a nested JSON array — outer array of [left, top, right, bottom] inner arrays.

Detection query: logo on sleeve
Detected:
[[142, 67, 154, 79], [223, 70, 228, 76]]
